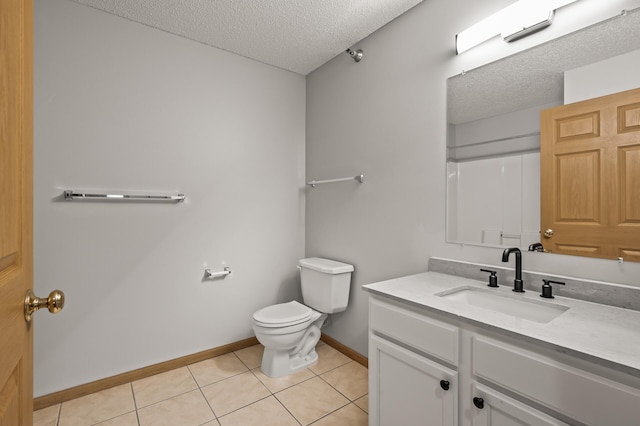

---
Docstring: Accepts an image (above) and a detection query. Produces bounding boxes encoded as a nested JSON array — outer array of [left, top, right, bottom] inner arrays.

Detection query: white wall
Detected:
[[34, 0, 305, 396], [565, 49, 640, 103], [306, 0, 640, 357]]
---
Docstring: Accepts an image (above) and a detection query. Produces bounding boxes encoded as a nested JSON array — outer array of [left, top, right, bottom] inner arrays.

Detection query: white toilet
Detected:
[[252, 257, 354, 378]]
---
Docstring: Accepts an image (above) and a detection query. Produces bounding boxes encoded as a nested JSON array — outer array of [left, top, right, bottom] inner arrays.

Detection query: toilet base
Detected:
[[258, 316, 325, 378], [261, 347, 318, 378]]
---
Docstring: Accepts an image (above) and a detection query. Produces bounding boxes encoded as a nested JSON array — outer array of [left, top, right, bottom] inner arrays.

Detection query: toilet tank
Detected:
[[299, 257, 354, 314]]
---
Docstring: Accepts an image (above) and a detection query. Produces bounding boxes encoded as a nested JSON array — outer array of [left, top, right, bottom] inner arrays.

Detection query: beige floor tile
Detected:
[[354, 395, 368, 413], [201, 420, 221, 425], [252, 366, 315, 393], [95, 411, 139, 425], [218, 396, 299, 426], [188, 353, 249, 387], [308, 343, 351, 375], [58, 384, 135, 426], [311, 403, 368, 426], [132, 367, 198, 408], [276, 377, 349, 425], [33, 404, 60, 426], [320, 361, 368, 400], [201, 371, 271, 417], [234, 344, 264, 370], [137, 389, 215, 426]]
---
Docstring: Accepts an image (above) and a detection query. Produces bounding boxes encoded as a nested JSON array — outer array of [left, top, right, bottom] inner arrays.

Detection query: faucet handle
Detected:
[[480, 269, 499, 288], [540, 279, 565, 299], [528, 242, 546, 252]]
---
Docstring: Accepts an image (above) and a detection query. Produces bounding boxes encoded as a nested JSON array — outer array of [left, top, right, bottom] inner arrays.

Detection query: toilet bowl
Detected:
[[252, 301, 326, 377], [251, 257, 353, 378]]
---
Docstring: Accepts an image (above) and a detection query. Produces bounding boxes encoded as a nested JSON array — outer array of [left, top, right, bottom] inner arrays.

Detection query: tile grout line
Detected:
[[185, 362, 219, 424], [316, 366, 367, 403], [195, 386, 219, 423], [129, 382, 141, 426], [233, 355, 307, 425], [272, 394, 303, 426], [216, 394, 276, 423], [55, 402, 61, 426], [268, 368, 358, 425], [352, 401, 368, 416], [307, 401, 353, 425], [315, 376, 369, 420], [313, 360, 370, 422]]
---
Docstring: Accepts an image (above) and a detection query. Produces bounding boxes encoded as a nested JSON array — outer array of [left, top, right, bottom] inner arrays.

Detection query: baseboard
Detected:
[[35, 333, 368, 411], [33, 337, 259, 411], [320, 333, 368, 368]]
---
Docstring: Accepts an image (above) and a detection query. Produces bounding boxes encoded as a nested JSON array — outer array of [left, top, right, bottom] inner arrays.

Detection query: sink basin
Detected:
[[437, 286, 569, 323]]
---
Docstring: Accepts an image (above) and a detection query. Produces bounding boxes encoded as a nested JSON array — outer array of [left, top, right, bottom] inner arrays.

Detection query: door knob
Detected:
[[543, 228, 554, 238], [24, 289, 65, 322]]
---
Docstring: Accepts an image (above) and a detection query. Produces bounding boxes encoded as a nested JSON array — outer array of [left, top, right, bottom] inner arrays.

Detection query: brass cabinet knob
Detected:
[[24, 289, 65, 322], [543, 228, 554, 238]]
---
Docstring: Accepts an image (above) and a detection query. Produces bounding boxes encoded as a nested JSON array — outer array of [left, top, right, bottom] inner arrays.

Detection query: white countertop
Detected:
[[363, 271, 640, 378]]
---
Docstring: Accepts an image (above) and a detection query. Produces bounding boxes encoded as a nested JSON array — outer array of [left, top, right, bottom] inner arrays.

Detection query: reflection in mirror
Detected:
[[446, 8, 640, 249]]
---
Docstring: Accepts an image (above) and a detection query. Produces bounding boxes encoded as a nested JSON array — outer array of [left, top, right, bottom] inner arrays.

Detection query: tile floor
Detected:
[[34, 342, 368, 426]]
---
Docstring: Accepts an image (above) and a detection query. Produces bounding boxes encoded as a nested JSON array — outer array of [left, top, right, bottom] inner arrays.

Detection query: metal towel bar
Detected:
[[64, 191, 185, 202], [307, 174, 364, 188]]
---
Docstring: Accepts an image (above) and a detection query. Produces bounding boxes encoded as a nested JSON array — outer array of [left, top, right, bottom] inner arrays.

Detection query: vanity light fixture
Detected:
[[455, 0, 582, 54]]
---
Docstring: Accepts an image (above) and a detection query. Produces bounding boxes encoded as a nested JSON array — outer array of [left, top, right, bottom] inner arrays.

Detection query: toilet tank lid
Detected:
[[299, 257, 354, 274]]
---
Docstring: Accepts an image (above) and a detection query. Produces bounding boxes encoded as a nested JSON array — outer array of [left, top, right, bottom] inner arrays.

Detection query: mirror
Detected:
[[446, 8, 640, 250]]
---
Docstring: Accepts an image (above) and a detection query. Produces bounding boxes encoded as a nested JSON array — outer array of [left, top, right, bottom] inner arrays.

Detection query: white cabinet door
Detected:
[[470, 383, 569, 426], [369, 334, 457, 426]]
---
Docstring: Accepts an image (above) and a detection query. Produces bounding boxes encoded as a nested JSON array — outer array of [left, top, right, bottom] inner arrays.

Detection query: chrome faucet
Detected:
[[502, 247, 525, 293]]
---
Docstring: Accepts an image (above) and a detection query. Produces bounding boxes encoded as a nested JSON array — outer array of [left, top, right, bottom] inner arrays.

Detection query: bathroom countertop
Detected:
[[363, 272, 640, 379]]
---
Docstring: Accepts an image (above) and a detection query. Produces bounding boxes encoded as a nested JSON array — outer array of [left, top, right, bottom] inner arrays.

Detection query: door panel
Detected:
[[555, 151, 600, 222], [0, 0, 34, 424], [619, 145, 640, 223], [556, 111, 599, 141], [541, 87, 640, 261], [618, 102, 640, 132]]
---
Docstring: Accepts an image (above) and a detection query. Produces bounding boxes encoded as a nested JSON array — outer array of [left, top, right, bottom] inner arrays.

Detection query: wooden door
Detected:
[[541, 88, 640, 261], [0, 0, 34, 424]]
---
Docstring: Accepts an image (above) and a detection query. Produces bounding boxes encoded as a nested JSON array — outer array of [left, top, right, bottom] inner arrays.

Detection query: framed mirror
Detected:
[[446, 8, 640, 251]]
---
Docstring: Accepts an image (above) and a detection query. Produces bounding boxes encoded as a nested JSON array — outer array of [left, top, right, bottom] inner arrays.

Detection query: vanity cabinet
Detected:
[[368, 295, 640, 426]]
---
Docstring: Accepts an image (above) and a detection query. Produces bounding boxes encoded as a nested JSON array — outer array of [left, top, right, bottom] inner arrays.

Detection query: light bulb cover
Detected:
[[455, 0, 580, 54]]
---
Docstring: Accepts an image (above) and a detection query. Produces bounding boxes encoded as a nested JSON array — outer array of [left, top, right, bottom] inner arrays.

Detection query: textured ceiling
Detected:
[[70, 0, 424, 75], [448, 8, 640, 124]]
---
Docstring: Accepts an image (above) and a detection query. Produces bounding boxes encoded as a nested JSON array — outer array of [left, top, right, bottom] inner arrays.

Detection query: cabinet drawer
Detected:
[[473, 336, 640, 426], [370, 298, 458, 365]]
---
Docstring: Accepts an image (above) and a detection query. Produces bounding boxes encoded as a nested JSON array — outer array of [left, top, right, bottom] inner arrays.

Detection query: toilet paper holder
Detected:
[[204, 267, 231, 279]]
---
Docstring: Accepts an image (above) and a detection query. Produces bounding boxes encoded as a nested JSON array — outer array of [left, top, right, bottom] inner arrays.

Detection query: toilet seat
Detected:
[[252, 301, 312, 328]]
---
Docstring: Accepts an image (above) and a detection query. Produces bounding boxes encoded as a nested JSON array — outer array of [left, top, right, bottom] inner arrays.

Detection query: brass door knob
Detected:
[[24, 289, 65, 322], [543, 228, 554, 238]]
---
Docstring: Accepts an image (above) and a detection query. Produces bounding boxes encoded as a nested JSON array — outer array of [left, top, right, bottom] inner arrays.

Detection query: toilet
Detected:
[[252, 257, 354, 378]]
